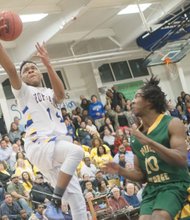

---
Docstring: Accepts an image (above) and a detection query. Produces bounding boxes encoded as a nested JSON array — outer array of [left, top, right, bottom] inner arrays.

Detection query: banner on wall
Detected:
[[116, 80, 143, 100], [60, 100, 78, 112], [7, 99, 22, 120]]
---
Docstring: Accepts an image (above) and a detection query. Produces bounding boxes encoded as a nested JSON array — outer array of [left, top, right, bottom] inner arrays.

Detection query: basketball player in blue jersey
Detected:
[[0, 41, 87, 220], [103, 76, 190, 220]]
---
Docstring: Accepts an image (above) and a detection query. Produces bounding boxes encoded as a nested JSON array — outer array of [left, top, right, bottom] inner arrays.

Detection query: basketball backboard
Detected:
[[144, 39, 190, 67]]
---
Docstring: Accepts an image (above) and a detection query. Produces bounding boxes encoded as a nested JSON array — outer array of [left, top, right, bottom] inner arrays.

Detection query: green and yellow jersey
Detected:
[[131, 114, 190, 184]]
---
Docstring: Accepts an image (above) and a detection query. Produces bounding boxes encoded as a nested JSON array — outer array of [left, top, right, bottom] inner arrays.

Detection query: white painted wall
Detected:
[[63, 63, 98, 101], [150, 64, 182, 104], [179, 54, 190, 94]]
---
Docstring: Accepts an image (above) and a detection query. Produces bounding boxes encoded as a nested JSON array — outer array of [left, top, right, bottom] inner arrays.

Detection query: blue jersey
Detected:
[[88, 101, 105, 120]]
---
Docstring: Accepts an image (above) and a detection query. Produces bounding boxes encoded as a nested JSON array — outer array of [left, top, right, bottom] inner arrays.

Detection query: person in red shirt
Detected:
[[108, 187, 130, 212]]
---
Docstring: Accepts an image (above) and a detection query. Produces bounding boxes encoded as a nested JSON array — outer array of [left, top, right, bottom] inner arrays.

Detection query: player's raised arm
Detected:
[[0, 42, 22, 90], [35, 42, 65, 103]]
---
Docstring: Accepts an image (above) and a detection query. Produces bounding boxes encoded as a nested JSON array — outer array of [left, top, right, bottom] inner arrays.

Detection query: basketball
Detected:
[[0, 11, 23, 41]]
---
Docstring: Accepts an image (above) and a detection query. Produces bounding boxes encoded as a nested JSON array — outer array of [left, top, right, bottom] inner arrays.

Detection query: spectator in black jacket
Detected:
[[30, 174, 54, 208]]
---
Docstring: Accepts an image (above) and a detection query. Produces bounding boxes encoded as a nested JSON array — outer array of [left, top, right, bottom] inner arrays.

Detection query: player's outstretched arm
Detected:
[[0, 43, 22, 90], [102, 155, 146, 182], [35, 42, 65, 103]]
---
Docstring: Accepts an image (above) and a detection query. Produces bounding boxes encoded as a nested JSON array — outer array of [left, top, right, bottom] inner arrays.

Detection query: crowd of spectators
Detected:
[[0, 87, 190, 219]]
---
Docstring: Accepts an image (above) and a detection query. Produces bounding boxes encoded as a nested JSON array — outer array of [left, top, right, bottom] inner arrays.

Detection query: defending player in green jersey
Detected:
[[103, 76, 190, 220]]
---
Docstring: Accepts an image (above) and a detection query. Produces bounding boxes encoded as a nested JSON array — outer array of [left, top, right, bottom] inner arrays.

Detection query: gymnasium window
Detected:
[[42, 70, 67, 89], [2, 79, 15, 100], [111, 61, 132, 80], [128, 59, 149, 77], [98, 58, 149, 83], [99, 64, 114, 83]]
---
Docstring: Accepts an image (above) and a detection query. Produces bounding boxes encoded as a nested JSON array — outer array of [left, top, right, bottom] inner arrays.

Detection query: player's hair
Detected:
[[140, 76, 167, 113], [20, 60, 38, 74]]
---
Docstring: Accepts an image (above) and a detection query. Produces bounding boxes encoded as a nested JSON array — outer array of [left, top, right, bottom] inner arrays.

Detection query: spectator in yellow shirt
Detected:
[[93, 145, 113, 169], [21, 171, 33, 193], [90, 137, 110, 159], [15, 159, 35, 181]]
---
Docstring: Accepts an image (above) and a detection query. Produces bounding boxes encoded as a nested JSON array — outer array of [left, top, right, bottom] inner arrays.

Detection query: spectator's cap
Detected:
[[35, 174, 44, 180], [11, 174, 19, 179]]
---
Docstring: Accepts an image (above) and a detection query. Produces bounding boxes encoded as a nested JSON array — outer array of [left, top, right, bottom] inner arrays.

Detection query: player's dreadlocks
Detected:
[[140, 76, 167, 113]]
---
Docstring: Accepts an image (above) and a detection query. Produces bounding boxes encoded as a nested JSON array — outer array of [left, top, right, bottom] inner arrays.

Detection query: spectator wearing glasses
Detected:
[[30, 174, 54, 207]]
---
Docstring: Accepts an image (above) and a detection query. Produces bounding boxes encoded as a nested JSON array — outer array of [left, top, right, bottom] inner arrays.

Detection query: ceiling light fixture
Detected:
[[20, 13, 48, 23], [118, 3, 151, 15]]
